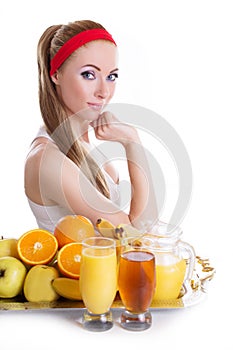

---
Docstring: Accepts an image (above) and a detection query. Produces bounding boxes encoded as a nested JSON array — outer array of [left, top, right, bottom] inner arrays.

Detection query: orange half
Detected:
[[57, 242, 82, 279], [17, 229, 58, 265]]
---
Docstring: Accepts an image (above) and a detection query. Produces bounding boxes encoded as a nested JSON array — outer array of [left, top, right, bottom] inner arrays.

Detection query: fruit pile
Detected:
[[0, 215, 95, 303], [0, 215, 142, 303]]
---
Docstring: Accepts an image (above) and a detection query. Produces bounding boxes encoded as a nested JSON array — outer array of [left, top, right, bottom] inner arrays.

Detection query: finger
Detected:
[[90, 120, 97, 129], [102, 111, 114, 123], [96, 113, 107, 134], [90, 115, 104, 139], [100, 114, 109, 134]]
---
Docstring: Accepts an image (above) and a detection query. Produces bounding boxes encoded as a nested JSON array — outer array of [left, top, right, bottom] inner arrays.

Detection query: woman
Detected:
[[24, 19, 158, 233]]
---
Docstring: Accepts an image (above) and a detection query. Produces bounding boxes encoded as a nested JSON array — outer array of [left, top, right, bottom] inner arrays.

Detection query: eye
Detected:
[[107, 73, 118, 82], [81, 71, 96, 80]]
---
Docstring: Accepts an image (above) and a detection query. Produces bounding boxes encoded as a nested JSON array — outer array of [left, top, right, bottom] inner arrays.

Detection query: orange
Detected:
[[54, 215, 95, 248], [17, 229, 58, 266], [57, 242, 82, 279]]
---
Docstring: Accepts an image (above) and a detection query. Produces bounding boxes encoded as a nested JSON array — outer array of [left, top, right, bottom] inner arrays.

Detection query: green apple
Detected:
[[0, 256, 27, 298], [24, 265, 60, 302], [0, 237, 19, 258]]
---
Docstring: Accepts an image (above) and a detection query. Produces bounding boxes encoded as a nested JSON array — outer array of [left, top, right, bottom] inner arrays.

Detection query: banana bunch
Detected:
[[96, 218, 143, 240]]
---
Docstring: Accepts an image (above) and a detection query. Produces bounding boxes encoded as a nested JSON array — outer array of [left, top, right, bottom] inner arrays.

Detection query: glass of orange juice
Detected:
[[118, 242, 156, 331], [80, 237, 117, 332]]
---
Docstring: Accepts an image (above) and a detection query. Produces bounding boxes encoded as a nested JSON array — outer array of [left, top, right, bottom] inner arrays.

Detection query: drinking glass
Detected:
[[118, 240, 156, 331], [80, 237, 117, 332]]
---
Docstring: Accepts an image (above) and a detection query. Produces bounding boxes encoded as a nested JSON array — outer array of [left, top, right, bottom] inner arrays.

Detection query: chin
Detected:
[[78, 107, 100, 119]]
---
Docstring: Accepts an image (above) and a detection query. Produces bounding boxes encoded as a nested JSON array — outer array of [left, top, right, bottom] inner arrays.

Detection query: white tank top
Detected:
[[27, 125, 120, 233]]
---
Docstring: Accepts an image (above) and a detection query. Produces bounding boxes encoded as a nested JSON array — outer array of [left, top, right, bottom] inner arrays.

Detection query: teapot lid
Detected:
[[151, 221, 182, 238]]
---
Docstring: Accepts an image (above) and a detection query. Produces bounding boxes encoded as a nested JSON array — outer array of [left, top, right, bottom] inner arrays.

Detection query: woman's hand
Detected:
[[91, 111, 140, 146]]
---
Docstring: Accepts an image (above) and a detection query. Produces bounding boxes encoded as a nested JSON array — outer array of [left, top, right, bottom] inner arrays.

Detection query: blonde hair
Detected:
[[37, 20, 110, 198]]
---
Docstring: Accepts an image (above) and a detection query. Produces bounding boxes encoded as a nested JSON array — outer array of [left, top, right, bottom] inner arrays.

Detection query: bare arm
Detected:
[[35, 142, 132, 226], [91, 111, 158, 228]]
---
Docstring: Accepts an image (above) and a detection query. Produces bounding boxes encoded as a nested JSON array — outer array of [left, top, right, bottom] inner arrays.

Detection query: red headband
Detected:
[[50, 28, 116, 76]]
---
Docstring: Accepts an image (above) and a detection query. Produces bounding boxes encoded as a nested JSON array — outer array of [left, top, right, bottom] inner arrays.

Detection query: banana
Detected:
[[115, 224, 142, 239], [96, 219, 144, 240], [95, 218, 116, 238], [52, 277, 82, 300]]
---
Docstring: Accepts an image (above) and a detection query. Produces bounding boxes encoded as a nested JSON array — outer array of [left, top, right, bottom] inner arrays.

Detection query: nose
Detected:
[[95, 77, 109, 100]]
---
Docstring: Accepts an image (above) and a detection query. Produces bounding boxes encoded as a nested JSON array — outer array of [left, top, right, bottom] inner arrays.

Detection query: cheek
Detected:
[[108, 84, 116, 101], [59, 78, 87, 109]]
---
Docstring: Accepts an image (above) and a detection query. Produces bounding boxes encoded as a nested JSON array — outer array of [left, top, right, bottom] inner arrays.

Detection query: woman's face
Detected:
[[52, 40, 118, 121]]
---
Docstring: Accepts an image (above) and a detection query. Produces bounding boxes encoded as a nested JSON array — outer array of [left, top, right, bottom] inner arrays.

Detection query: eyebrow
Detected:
[[81, 64, 119, 73]]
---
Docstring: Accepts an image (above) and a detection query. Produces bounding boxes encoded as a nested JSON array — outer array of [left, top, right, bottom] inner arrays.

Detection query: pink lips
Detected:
[[87, 102, 103, 111]]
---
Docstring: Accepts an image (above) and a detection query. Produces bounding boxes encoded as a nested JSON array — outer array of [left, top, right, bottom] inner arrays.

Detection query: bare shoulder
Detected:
[[26, 139, 57, 170], [24, 138, 69, 204]]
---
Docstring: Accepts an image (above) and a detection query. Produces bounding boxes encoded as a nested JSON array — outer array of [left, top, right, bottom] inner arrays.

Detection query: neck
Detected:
[[69, 115, 90, 143]]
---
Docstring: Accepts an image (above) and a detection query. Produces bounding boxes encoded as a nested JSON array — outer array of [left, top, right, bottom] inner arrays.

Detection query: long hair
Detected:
[[37, 20, 110, 198]]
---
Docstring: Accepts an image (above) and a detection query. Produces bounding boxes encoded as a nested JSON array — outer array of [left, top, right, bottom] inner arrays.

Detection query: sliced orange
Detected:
[[57, 242, 82, 279], [17, 229, 58, 266], [54, 215, 95, 248]]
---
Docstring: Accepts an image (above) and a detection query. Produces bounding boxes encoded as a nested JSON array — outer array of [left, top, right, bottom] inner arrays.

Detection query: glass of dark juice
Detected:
[[118, 242, 156, 331]]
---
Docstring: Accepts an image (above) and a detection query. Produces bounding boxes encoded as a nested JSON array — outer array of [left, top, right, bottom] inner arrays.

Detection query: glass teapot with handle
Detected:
[[140, 221, 196, 301]]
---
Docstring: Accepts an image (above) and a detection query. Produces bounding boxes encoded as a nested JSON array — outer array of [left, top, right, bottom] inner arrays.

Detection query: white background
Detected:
[[0, 0, 232, 349]]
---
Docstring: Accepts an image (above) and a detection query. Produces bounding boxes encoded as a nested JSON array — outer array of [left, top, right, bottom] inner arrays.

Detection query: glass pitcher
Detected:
[[140, 221, 196, 301]]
